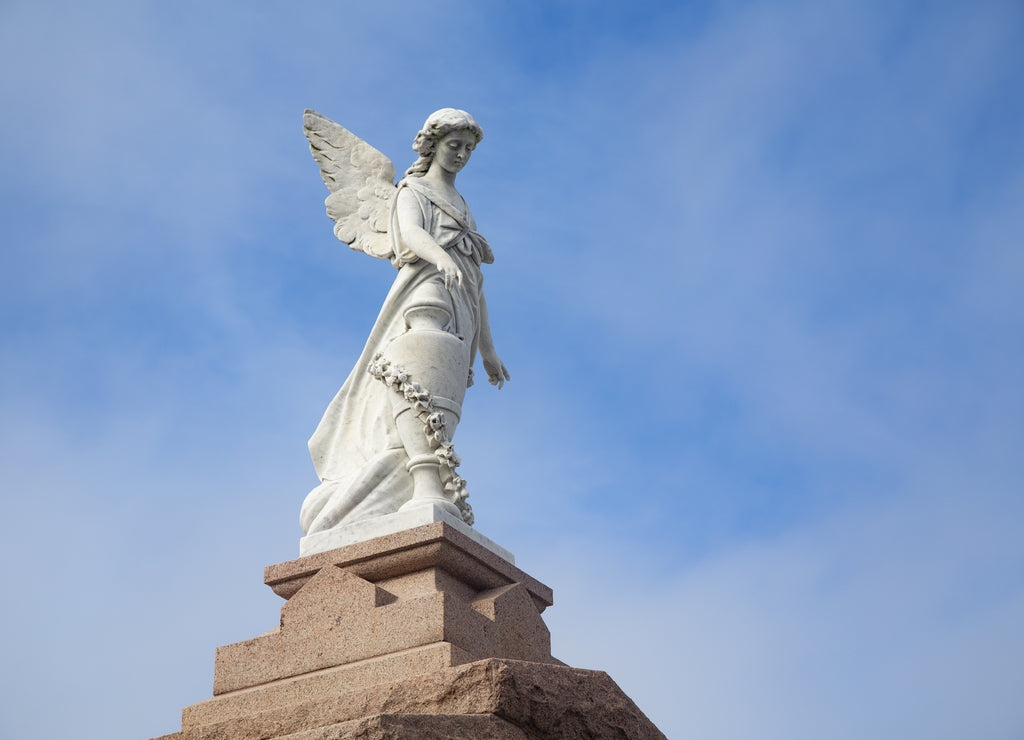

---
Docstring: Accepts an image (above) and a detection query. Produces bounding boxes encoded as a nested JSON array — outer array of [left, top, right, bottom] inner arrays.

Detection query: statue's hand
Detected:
[[482, 354, 510, 389], [436, 254, 464, 290]]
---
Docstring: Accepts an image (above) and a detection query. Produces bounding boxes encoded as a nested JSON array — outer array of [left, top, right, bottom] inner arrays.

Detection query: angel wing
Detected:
[[303, 109, 397, 261]]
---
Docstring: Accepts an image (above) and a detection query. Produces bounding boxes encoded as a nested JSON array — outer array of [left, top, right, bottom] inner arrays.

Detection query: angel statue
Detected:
[[299, 108, 509, 538]]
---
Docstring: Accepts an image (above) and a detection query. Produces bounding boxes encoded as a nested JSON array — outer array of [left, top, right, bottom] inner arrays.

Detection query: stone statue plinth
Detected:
[[298, 500, 513, 559], [153, 515, 665, 739]]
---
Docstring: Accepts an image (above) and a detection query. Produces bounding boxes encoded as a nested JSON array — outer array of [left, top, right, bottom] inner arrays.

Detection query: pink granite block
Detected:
[[185, 643, 475, 728], [276, 713, 533, 739], [264, 523, 552, 611], [213, 568, 451, 693], [176, 658, 665, 740]]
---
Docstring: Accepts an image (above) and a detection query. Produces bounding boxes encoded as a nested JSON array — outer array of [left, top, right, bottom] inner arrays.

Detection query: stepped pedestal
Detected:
[[154, 517, 665, 739]]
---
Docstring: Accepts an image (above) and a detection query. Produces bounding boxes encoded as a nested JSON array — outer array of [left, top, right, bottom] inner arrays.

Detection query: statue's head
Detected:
[[406, 108, 483, 177]]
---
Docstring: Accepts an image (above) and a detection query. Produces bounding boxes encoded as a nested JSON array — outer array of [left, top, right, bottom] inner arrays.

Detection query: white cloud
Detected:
[[540, 482, 1024, 739]]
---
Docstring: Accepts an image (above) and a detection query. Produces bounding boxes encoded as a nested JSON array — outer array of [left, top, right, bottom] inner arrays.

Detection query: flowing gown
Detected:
[[300, 176, 494, 534]]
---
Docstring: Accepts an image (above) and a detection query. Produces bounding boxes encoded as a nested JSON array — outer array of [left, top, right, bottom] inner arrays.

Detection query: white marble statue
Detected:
[[300, 109, 509, 537]]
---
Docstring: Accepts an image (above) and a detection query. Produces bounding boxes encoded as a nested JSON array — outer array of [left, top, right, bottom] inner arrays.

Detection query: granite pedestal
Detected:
[[153, 521, 665, 739]]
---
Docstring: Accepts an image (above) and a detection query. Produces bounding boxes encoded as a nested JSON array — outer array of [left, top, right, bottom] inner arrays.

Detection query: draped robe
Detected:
[[300, 176, 493, 534]]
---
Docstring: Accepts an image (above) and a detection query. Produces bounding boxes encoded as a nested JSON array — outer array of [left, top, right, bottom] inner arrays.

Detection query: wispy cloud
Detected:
[[542, 480, 1024, 738], [1, 1, 1022, 738]]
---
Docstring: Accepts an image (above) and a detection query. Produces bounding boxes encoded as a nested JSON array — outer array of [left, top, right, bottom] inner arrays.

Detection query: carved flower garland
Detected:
[[367, 353, 474, 525]]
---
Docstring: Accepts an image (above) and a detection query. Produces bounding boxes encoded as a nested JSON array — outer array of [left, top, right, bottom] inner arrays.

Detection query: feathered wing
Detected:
[[303, 109, 397, 261]]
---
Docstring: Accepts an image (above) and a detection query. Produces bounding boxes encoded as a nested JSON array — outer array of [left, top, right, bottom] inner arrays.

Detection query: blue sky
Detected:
[[2, 1, 1023, 738]]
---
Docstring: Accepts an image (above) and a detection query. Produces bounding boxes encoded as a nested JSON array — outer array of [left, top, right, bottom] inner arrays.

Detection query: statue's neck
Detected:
[[422, 167, 456, 188]]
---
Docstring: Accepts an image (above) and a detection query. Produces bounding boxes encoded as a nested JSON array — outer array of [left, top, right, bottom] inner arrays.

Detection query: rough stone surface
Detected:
[[173, 659, 664, 740], [279, 713, 532, 740]]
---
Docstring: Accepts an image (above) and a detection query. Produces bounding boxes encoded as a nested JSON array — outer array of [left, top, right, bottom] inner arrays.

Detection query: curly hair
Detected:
[[404, 108, 484, 178]]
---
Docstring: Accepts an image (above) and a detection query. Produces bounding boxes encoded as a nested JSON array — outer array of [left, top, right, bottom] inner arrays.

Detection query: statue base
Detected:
[[152, 521, 665, 740], [300, 503, 513, 562]]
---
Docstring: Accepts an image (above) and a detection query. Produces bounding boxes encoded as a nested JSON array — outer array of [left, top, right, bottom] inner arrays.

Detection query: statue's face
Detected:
[[434, 130, 476, 175]]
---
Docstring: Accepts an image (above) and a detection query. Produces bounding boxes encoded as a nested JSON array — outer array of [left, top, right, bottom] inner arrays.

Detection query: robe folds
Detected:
[[300, 176, 493, 534]]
